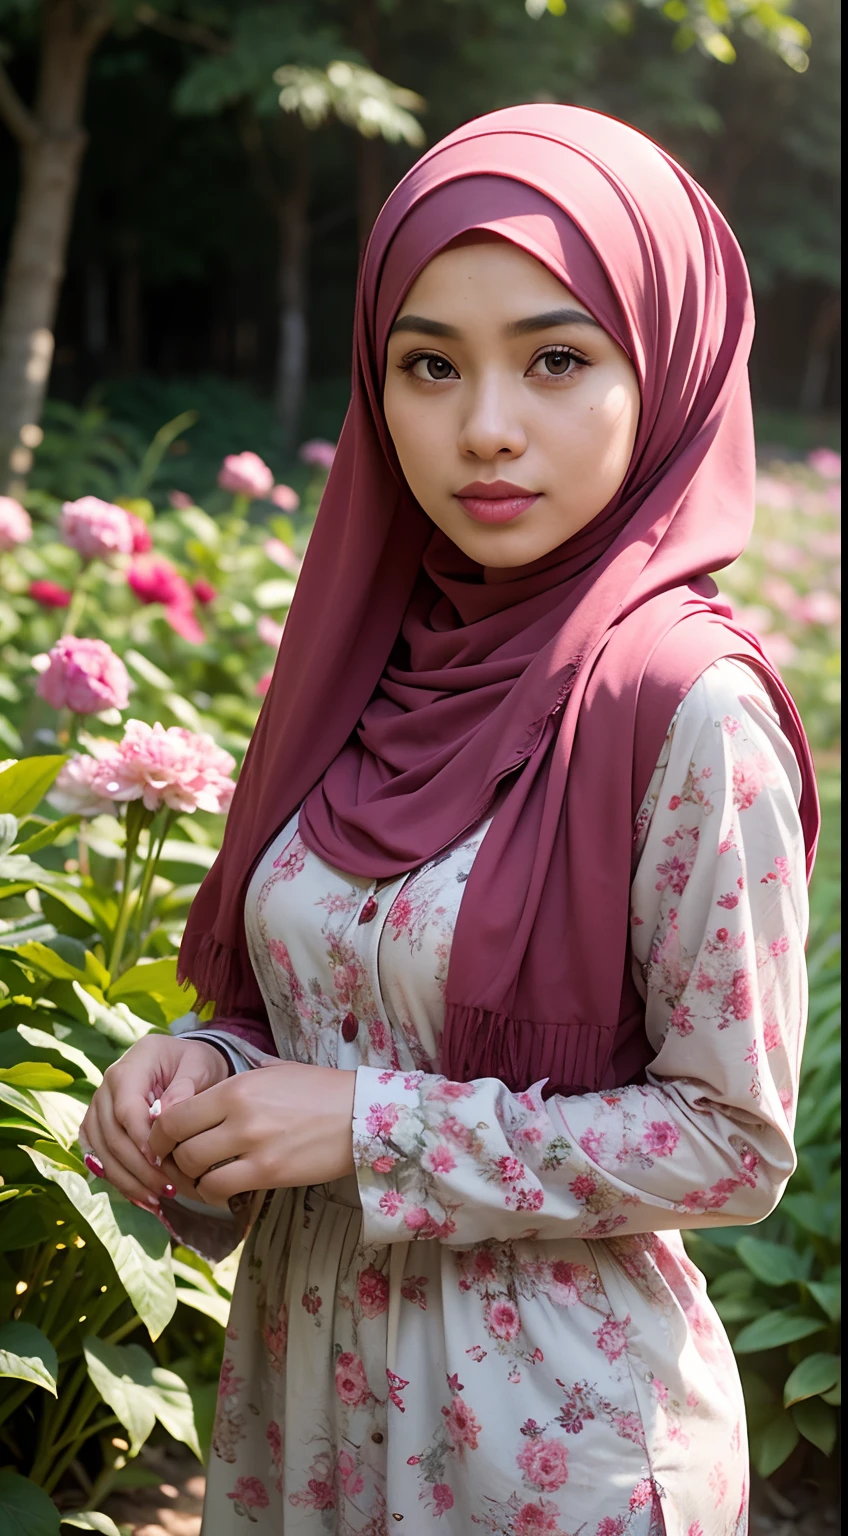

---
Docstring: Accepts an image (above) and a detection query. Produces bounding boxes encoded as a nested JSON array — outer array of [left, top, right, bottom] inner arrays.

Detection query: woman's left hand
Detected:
[[146, 1062, 357, 1208]]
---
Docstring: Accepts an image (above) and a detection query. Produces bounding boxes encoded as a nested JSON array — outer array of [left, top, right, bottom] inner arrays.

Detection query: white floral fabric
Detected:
[[186, 659, 808, 1536]]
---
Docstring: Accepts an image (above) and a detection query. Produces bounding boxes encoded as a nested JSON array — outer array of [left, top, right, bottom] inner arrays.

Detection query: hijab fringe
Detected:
[[441, 1005, 614, 1099]]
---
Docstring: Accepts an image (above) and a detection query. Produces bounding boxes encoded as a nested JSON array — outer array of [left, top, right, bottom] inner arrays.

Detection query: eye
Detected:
[[529, 347, 584, 379], [398, 352, 457, 383]]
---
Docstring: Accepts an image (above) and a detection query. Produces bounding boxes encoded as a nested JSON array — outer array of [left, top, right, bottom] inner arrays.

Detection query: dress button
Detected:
[[358, 895, 379, 924], [341, 1013, 359, 1043], [371, 1431, 384, 1444]]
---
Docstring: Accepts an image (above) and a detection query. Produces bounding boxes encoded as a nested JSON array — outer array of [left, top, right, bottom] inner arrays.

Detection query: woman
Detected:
[[80, 105, 819, 1534]]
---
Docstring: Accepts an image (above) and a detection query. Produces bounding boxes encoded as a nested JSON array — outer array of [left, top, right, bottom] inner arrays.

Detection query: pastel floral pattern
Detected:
[[176, 660, 806, 1535]]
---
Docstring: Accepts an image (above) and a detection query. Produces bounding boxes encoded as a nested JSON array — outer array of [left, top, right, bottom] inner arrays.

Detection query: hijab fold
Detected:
[[180, 105, 819, 1096]]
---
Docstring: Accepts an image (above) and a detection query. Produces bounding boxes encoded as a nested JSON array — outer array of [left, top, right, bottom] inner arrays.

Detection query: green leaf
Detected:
[[0, 1060, 75, 1089], [0, 1080, 79, 1144], [791, 1396, 838, 1455], [0, 757, 68, 818], [254, 577, 296, 609], [0, 1193, 57, 1251], [108, 958, 187, 1022], [14, 941, 110, 991], [0, 1320, 58, 1396], [16, 1024, 103, 1087], [735, 1236, 811, 1286], [175, 1285, 231, 1328], [84, 1338, 200, 1459], [60, 1515, 122, 1536], [0, 814, 17, 855], [783, 1352, 841, 1406], [733, 1311, 826, 1354], [807, 1280, 841, 1322], [749, 1410, 800, 1477], [21, 1146, 176, 1340], [0, 1471, 60, 1534], [71, 982, 151, 1048], [13, 815, 80, 857]]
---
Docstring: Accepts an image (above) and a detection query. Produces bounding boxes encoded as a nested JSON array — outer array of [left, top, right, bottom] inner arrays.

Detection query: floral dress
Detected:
[[169, 659, 808, 1536]]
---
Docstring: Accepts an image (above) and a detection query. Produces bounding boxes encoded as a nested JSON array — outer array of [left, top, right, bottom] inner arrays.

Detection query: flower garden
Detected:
[[0, 437, 840, 1531]]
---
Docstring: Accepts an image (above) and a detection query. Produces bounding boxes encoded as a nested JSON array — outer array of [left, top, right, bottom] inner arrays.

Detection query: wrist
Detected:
[[195, 1040, 235, 1083]]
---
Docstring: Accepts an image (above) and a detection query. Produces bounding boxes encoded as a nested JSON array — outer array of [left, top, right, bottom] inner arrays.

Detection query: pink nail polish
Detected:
[[84, 1153, 105, 1177], [163, 1183, 176, 1198]]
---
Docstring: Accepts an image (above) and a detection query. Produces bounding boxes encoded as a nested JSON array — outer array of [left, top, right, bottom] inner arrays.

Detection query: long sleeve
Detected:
[[169, 1004, 279, 1076], [352, 660, 810, 1248]]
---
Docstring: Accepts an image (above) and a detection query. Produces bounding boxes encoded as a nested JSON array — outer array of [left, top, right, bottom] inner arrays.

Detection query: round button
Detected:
[[341, 1013, 359, 1043], [371, 1431, 384, 1444]]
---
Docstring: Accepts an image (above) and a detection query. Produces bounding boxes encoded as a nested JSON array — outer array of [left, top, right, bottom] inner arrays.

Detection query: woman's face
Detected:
[[383, 237, 641, 570]]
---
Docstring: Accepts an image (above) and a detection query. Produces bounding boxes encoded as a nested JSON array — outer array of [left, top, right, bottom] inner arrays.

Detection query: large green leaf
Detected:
[[0, 1469, 60, 1536], [21, 1146, 176, 1340], [71, 982, 151, 1048], [783, 1352, 841, 1406], [84, 1338, 201, 1459], [13, 814, 80, 857], [0, 1320, 58, 1396], [0, 757, 68, 818], [108, 957, 187, 1022], [0, 1192, 57, 1251], [791, 1396, 838, 1455], [14, 941, 110, 991], [807, 1279, 841, 1322], [733, 1310, 826, 1354], [175, 1285, 231, 1328], [16, 1024, 103, 1088], [749, 1410, 800, 1478], [0, 1061, 74, 1090], [735, 1236, 811, 1286]]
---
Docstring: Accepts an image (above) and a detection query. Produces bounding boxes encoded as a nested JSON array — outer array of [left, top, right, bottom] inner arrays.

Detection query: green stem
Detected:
[[38, 1241, 79, 1338], [108, 800, 150, 975], [131, 809, 174, 958]]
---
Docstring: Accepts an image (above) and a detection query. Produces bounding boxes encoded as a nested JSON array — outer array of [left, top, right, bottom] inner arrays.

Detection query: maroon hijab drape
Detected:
[[180, 105, 819, 1096]]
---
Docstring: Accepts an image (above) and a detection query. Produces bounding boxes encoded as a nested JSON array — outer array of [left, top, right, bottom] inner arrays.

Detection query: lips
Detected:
[[454, 480, 540, 525]]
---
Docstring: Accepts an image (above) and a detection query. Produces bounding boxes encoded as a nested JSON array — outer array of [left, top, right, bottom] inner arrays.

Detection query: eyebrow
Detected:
[[388, 307, 603, 340]]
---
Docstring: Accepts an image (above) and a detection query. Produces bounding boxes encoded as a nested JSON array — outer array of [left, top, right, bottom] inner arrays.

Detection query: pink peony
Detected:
[[514, 1500, 564, 1536], [60, 497, 133, 561], [94, 719, 235, 814], [270, 483, 301, 512], [754, 475, 795, 511], [192, 577, 217, 604], [37, 637, 130, 714], [807, 447, 841, 480], [126, 513, 153, 553], [432, 1483, 454, 1515], [0, 496, 32, 551], [642, 1121, 680, 1158], [298, 437, 336, 470], [227, 1475, 269, 1509], [486, 1298, 521, 1341], [257, 614, 285, 649], [168, 490, 194, 509], [790, 590, 840, 628], [264, 537, 301, 575], [29, 579, 72, 609], [255, 672, 273, 697], [47, 753, 120, 817], [217, 451, 274, 498], [357, 1266, 390, 1318], [516, 1436, 569, 1492], [334, 1351, 372, 1407], [443, 1395, 481, 1450], [128, 554, 189, 608]]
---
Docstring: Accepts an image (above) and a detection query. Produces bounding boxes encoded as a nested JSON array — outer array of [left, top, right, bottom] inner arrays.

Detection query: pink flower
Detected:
[[37, 637, 130, 715], [299, 437, 336, 470], [60, 497, 133, 561], [643, 1120, 680, 1158], [516, 1436, 569, 1492], [432, 1483, 454, 1515], [265, 537, 301, 575], [442, 1394, 481, 1449], [569, 1173, 596, 1199], [337, 1450, 365, 1499], [47, 752, 120, 817], [192, 577, 217, 604], [334, 1350, 372, 1407], [486, 1299, 521, 1341], [403, 1205, 434, 1233], [727, 969, 753, 1020], [227, 1475, 269, 1509], [496, 1155, 526, 1184], [0, 496, 32, 551], [270, 483, 301, 512], [126, 513, 152, 553], [29, 579, 72, 609], [514, 1500, 564, 1536], [168, 490, 194, 508], [593, 1315, 630, 1362], [266, 1419, 282, 1463], [94, 719, 236, 814], [596, 1519, 627, 1536], [378, 1190, 404, 1216], [629, 1478, 654, 1510], [257, 614, 285, 649], [755, 475, 795, 511], [217, 451, 274, 498], [256, 672, 273, 697], [127, 554, 190, 608], [807, 447, 841, 480], [357, 1267, 389, 1318], [790, 590, 840, 628], [424, 1145, 456, 1174], [365, 1102, 399, 1137]]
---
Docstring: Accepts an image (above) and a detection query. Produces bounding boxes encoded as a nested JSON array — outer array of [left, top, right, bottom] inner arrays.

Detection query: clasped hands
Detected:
[[78, 1035, 357, 1213]]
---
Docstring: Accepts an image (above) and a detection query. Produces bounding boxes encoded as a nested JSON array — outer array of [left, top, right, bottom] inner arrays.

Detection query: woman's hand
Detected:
[[146, 1061, 357, 1208], [78, 1034, 231, 1210]]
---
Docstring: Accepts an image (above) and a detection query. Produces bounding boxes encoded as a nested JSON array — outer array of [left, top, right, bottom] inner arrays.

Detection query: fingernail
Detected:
[[84, 1153, 105, 1177], [147, 1194, 161, 1209], [153, 1154, 161, 1168], [163, 1183, 176, 1198], [149, 1099, 162, 1118]]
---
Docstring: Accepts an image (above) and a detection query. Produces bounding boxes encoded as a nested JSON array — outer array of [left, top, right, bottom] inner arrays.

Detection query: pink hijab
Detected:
[[180, 105, 819, 1096]]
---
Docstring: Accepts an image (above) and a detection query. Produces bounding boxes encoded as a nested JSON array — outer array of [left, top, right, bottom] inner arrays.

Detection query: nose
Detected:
[[456, 374, 528, 461]]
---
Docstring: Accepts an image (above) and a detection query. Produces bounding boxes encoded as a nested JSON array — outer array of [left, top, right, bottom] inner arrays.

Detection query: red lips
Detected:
[[455, 479, 537, 498]]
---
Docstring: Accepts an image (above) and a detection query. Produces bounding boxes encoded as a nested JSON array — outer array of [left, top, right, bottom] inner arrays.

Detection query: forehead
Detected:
[[396, 236, 586, 318]]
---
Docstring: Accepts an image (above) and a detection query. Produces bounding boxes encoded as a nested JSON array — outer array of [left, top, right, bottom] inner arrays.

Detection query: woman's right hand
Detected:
[[78, 1034, 230, 1211]]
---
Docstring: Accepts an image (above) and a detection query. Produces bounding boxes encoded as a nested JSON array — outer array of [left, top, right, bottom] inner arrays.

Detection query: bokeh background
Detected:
[[0, 3, 840, 1534]]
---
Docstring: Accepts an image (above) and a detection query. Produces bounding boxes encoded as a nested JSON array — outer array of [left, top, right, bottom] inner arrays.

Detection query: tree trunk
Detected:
[[273, 130, 311, 456], [0, 0, 109, 491], [799, 292, 841, 415], [355, 135, 384, 254]]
